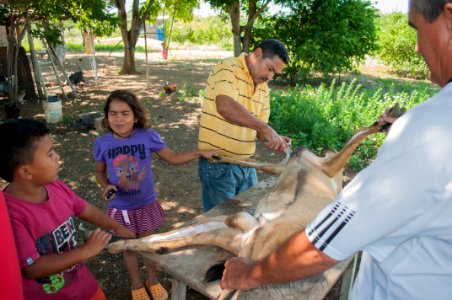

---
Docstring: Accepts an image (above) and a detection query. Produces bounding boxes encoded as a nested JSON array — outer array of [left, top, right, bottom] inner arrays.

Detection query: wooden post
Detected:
[[339, 253, 359, 300], [171, 279, 186, 300], [88, 29, 98, 81], [144, 19, 150, 88]]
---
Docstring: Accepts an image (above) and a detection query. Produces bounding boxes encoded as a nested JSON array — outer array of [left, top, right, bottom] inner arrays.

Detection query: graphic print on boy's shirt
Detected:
[[33, 216, 79, 293]]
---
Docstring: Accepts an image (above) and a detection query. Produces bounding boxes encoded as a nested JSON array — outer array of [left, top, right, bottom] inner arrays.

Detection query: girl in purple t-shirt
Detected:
[[94, 90, 217, 300]]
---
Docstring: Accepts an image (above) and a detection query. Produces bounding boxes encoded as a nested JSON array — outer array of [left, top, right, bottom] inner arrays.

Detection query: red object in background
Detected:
[[161, 43, 168, 60], [0, 190, 24, 300]]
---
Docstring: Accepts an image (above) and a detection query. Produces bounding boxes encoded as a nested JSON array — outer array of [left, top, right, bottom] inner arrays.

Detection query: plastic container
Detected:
[[44, 95, 63, 123]]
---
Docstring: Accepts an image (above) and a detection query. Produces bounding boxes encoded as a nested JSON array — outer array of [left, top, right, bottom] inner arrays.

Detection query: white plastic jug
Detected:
[[44, 95, 63, 123]]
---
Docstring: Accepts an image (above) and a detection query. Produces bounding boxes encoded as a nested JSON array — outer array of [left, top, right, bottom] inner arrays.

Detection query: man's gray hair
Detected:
[[411, 0, 452, 22]]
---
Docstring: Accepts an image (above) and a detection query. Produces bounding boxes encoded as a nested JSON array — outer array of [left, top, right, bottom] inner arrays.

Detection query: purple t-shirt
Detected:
[[5, 179, 98, 300], [94, 128, 166, 210]]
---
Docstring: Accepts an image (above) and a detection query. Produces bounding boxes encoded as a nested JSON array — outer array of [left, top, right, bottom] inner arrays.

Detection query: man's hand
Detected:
[[259, 126, 291, 152], [281, 136, 292, 152], [377, 109, 398, 126], [377, 103, 405, 132], [220, 257, 260, 290]]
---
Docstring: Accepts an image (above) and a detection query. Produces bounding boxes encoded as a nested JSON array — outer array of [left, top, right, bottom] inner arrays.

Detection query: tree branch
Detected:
[[243, 0, 272, 31]]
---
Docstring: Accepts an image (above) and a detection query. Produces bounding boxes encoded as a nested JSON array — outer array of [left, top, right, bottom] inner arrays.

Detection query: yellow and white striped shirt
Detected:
[[198, 53, 270, 158]]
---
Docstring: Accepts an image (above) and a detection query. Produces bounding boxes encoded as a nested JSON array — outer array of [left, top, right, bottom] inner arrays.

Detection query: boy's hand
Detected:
[[200, 150, 219, 161], [81, 228, 112, 259]]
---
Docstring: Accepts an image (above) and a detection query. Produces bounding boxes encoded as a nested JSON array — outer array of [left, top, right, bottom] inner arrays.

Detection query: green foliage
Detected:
[[0, 6, 9, 26], [62, 114, 76, 126], [269, 79, 437, 169], [1, 0, 116, 47], [72, 0, 117, 36], [170, 16, 232, 49], [178, 83, 199, 102], [377, 12, 429, 79], [255, 0, 379, 84], [66, 42, 85, 52]]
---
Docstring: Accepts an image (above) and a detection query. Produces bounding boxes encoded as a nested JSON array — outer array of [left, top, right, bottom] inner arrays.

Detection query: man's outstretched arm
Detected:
[[220, 230, 338, 290]]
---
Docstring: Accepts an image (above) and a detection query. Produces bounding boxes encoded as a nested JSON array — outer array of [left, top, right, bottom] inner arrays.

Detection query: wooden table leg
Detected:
[[339, 253, 359, 300], [171, 279, 187, 300]]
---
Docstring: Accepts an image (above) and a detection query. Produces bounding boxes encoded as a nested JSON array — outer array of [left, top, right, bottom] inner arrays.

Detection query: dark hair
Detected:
[[254, 39, 290, 64], [102, 90, 150, 131], [0, 119, 50, 182], [412, 0, 452, 22]]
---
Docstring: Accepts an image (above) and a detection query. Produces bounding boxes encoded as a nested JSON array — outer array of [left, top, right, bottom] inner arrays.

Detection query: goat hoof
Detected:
[[106, 240, 126, 253]]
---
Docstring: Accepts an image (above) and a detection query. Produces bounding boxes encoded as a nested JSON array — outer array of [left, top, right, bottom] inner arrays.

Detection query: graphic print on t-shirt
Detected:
[[35, 216, 78, 293], [113, 154, 146, 193]]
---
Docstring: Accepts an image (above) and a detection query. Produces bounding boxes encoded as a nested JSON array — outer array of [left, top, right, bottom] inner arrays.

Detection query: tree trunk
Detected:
[[242, 0, 271, 54], [116, 0, 155, 74], [116, 0, 137, 74], [242, 26, 252, 54], [122, 37, 137, 74], [229, 1, 242, 57], [83, 30, 95, 55]]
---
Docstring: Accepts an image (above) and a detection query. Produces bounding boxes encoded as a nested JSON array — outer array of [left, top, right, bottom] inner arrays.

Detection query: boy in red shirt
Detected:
[[0, 119, 135, 300]]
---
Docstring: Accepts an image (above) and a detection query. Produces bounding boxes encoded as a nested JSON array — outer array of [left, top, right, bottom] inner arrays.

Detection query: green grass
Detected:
[[65, 42, 150, 53]]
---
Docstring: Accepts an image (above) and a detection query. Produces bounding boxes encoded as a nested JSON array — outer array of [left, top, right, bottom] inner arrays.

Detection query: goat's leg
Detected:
[[224, 211, 259, 232], [321, 124, 380, 177], [107, 216, 244, 255], [213, 155, 284, 176]]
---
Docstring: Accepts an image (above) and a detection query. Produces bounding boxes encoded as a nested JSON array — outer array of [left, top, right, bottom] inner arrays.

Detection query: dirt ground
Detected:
[[0, 49, 346, 300]]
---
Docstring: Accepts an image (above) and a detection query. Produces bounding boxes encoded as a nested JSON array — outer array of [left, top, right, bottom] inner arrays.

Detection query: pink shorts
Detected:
[[107, 200, 165, 234]]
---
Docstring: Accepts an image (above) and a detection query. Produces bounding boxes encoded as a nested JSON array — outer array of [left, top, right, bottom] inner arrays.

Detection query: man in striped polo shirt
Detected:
[[198, 39, 291, 211]]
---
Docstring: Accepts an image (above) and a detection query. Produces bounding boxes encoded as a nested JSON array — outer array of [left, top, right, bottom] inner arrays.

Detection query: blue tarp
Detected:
[[157, 27, 164, 41]]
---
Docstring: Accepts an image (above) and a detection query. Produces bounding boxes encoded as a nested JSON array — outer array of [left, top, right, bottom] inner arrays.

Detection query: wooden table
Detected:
[[141, 177, 355, 300]]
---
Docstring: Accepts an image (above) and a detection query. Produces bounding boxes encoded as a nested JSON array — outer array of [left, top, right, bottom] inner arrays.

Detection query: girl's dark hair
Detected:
[[102, 90, 150, 131], [0, 119, 50, 182]]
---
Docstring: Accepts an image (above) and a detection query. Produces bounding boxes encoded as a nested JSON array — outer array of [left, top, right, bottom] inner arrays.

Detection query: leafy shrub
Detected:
[[377, 12, 428, 78], [269, 79, 436, 169]]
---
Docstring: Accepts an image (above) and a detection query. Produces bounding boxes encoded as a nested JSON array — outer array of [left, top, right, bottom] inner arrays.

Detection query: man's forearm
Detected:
[[216, 95, 269, 132], [250, 231, 338, 286]]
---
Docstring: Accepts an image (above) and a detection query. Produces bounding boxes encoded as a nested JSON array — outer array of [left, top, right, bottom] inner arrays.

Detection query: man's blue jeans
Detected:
[[198, 157, 258, 212]]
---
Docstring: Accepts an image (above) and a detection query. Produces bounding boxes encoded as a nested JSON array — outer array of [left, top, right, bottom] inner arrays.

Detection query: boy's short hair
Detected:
[[0, 119, 50, 182]]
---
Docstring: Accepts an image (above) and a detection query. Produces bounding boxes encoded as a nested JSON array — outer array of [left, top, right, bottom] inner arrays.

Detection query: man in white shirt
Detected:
[[220, 1, 452, 299]]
